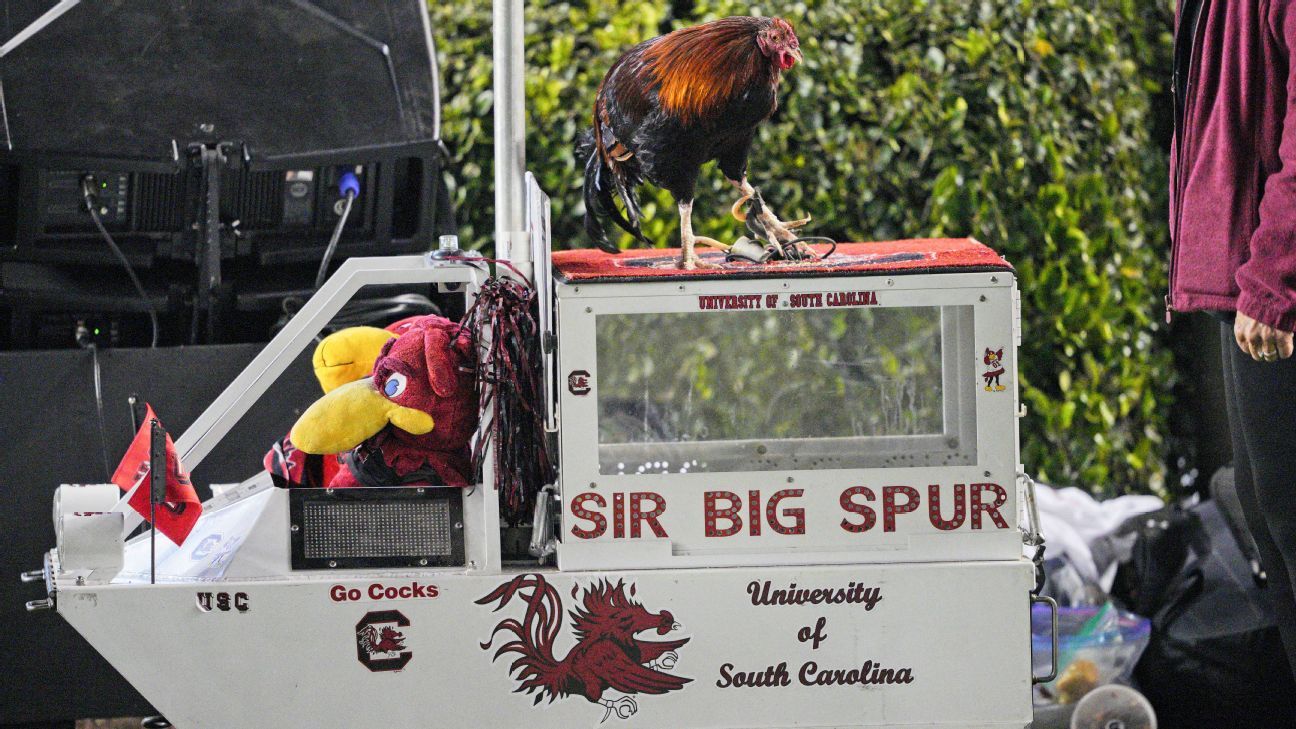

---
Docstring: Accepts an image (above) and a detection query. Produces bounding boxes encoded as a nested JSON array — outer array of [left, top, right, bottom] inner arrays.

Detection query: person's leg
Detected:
[[1221, 321, 1296, 670]]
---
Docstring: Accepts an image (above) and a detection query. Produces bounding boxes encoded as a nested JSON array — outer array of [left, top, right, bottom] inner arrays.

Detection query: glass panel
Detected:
[[595, 305, 974, 474]]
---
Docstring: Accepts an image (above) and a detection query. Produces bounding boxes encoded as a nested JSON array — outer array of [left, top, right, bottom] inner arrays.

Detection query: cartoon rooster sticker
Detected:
[[478, 574, 690, 722], [982, 347, 1007, 392]]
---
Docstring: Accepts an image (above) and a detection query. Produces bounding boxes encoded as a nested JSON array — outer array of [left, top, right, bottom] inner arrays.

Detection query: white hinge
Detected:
[[1012, 284, 1022, 348]]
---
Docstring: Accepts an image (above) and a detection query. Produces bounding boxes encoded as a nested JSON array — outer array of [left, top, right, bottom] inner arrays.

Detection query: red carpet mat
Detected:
[[552, 238, 1012, 283]]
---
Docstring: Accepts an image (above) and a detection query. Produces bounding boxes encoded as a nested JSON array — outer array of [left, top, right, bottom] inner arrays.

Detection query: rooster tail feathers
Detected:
[[581, 127, 650, 253], [478, 574, 566, 698], [582, 152, 621, 254]]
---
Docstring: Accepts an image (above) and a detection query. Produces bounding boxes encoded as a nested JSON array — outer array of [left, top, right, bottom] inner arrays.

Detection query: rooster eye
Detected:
[[383, 372, 408, 399]]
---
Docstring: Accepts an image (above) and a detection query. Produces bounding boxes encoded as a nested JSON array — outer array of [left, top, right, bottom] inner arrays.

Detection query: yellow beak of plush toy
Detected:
[[312, 326, 398, 394], [290, 377, 435, 455]]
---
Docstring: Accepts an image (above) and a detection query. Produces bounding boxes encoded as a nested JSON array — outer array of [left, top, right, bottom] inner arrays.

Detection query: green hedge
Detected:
[[429, 1, 671, 245], [429, 0, 1174, 495]]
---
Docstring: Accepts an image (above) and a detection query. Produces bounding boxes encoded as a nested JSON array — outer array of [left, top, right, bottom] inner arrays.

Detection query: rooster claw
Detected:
[[731, 193, 753, 221], [599, 696, 638, 722], [784, 213, 812, 230], [649, 650, 680, 671]]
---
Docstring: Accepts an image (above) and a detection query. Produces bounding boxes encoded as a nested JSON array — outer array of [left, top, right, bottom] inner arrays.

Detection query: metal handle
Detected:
[[529, 484, 558, 563], [1031, 594, 1059, 684], [1018, 471, 1044, 549], [1018, 471, 1048, 594], [26, 598, 53, 612], [20, 570, 43, 583]]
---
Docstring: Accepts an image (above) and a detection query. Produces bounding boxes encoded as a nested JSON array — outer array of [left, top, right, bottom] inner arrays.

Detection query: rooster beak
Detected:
[[290, 377, 434, 455], [311, 327, 397, 394], [791, 47, 803, 64]]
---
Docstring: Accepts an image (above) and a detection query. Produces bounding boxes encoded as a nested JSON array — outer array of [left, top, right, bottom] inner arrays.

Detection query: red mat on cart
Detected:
[[552, 238, 1013, 283]]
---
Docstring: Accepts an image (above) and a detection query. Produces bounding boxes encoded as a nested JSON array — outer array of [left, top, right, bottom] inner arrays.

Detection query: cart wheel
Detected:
[[142, 716, 172, 728], [1069, 684, 1156, 729]]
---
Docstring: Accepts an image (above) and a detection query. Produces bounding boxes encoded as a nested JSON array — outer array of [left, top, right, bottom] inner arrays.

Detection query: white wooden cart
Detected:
[[22, 1, 1055, 726]]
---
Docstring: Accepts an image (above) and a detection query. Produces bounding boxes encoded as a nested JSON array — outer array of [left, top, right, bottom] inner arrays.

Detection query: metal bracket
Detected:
[[1031, 594, 1059, 684], [528, 484, 558, 562], [1019, 471, 1046, 594], [174, 255, 485, 473], [192, 144, 228, 342]]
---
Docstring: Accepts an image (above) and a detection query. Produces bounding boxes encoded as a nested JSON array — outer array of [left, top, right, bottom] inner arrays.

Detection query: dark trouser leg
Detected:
[[1221, 321, 1296, 671]]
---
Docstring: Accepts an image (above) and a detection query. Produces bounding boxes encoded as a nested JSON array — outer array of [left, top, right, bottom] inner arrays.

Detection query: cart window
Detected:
[[595, 305, 977, 474]]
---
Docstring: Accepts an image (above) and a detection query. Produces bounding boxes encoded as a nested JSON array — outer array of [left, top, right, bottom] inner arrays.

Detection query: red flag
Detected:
[[110, 405, 202, 545]]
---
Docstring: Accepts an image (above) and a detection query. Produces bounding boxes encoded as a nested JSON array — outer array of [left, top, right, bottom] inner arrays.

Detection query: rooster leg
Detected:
[[729, 177, 756, 198], [678, 199, 719, 270]]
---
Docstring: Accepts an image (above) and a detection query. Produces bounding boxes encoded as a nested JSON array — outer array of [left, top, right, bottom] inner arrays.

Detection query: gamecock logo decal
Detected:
[[477, 574, 690, 721], [356, 609, 412, 672]]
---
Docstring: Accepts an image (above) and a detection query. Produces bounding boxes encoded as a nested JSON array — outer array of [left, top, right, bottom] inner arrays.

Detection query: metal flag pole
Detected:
[[492, 0, 529, 281], [149, 419, 166, 585]]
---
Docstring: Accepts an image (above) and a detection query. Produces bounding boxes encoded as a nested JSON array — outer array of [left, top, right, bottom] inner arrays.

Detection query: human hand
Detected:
[[1235, 312, 1295, 362]]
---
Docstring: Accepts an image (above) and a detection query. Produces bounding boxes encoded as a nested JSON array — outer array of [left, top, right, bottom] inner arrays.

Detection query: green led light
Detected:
[[93, 328, 101, 335]]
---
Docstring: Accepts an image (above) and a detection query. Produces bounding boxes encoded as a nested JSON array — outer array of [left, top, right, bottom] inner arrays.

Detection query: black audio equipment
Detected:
[[0, 1, 454, 348]]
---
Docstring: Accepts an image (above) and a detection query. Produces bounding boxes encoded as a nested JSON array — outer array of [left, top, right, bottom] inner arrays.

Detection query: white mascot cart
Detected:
[[21, 2, 1055, 727]]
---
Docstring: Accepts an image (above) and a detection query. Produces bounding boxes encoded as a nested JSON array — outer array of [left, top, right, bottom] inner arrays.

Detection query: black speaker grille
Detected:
[[222, 170, 283, 229], [133, 172, 184, 232], [302, 501, 454, 559], [289, 487, 465, 570]]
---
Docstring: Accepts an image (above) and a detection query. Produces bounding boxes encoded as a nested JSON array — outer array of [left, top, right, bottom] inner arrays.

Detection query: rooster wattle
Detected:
[[581, 16, 803, 269]]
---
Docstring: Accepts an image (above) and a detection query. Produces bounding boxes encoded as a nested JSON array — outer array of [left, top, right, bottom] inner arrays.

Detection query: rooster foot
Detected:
[[763, 240, 814, 262], [648, 650, 679, 671], [788, 239, 816, 260], [733, 188, 818, 262], [599, 696, 638, 722], [678, 237, 722, 269], [678, 254, 721, 270]]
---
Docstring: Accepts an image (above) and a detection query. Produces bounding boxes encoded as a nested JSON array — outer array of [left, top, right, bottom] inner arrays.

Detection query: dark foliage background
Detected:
[[428, 0, 1177, 495]]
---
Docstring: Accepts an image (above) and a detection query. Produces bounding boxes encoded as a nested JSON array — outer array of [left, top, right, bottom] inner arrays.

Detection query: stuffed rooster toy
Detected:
[[581, 16, 805, 269], [289, 315, 478, 488]]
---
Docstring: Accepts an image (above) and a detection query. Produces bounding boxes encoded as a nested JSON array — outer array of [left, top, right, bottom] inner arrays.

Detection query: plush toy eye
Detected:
[[383, 372, 408, 399]]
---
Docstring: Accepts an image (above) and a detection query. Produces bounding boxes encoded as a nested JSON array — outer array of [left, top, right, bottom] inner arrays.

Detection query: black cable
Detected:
[[315, 191, 357, 290], [82, 179, 160, 347], [789, 236, 837, 260], [88, 341, 114, 481]]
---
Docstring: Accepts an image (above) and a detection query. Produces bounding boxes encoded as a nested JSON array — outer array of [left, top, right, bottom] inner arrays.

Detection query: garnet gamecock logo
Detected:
[[477, 574, 690, 721], [356, 609, 412, 672], [567, 370, 592, 396]]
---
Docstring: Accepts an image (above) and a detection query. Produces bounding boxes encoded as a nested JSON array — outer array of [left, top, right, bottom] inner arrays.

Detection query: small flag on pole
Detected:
[[110, 405, 202, 545]]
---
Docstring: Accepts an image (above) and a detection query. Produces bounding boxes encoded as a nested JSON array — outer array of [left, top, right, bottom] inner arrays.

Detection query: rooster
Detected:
[[478, 574, 690, 721], [581, 16, 802, 269]]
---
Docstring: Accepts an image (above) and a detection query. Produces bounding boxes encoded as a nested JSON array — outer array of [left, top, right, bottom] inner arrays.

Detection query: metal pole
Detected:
[[0, 0, 80, 58], [492, 0, 529, 279]]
